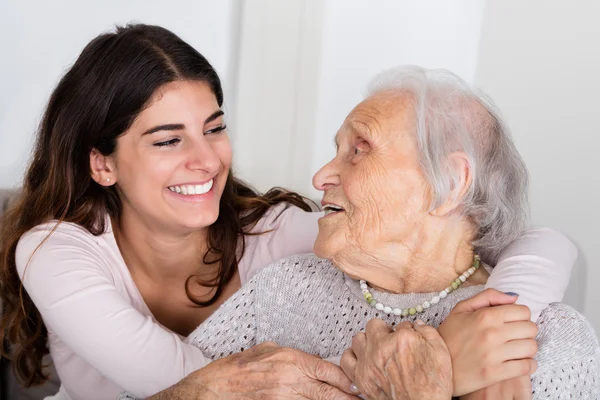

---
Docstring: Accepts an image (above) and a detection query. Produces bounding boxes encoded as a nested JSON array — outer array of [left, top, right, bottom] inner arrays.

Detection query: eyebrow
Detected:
[[141, 110, 225, 135]]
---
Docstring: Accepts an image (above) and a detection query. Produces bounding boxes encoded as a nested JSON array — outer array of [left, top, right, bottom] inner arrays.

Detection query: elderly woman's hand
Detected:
[[147, 342, 360, 400], [438, 289, 538, 397], [340, 319, 453, 400]]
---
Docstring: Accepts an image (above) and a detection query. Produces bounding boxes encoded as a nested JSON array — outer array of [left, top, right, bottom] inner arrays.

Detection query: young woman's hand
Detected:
[[438, 289, 538, 396], [461, 376, 532, 400]]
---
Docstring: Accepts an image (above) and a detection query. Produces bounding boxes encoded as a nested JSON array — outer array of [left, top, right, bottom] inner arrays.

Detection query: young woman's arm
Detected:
[[486, 227, 577, 320], [16, 225, 210, 398]]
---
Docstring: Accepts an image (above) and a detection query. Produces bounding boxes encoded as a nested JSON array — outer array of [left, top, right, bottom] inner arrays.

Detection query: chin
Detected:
[[313, 238, 333, 259], [182, 211, 220, 230]]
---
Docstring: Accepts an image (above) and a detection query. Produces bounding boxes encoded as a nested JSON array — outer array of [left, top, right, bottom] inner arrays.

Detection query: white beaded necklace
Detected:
[[359, 254, 481, 317]]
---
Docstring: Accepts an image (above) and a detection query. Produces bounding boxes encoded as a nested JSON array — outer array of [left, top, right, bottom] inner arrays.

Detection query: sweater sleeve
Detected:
[[485, 227, 577, 321], [531, 303, 600, 398], [185, 278, 259, 356], [16, 226, 211, 398]]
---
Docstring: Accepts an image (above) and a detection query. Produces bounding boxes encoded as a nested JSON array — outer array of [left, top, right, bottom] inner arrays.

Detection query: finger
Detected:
[[365, 318, 393, 339], [499, 321, 538, 341], [305, 358, 357, 395], [488, 304, 532, 323], [496, 339, 538, 362], [301, 381, 361, 400], [394, 321, 415, 331], [340, 348, 358, 384], [351, 332, 367, 360], [413, 320, 442, 342], [452, 288, 518, 314], [514, 376, 533, 400], [413, 321, 448, 352], [494, 359, 538, 383]]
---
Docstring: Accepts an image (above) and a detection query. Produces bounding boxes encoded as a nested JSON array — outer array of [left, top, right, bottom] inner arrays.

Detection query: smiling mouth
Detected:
[[167, 179, 214, 196], [323, 204, 345, 216]]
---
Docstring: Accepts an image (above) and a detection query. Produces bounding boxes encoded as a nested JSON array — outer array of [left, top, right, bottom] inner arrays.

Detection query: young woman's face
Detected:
[[108, 80, 232, 233]]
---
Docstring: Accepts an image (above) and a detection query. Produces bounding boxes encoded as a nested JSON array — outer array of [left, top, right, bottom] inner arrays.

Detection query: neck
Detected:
[[342, 215, 487, 294], [113, 208, 210, 284]]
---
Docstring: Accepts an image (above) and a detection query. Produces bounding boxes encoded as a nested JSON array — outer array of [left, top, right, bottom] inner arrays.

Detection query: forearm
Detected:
[[146, 379, 218, 400]]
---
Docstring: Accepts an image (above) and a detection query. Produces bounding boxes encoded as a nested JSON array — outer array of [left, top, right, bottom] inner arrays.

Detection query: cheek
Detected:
[[211, 135, 233, 169], [344, 166, 429, 244]]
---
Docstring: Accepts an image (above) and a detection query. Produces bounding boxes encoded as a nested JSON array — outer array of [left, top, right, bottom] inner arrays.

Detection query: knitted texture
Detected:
[[121, 254, 600, 399]]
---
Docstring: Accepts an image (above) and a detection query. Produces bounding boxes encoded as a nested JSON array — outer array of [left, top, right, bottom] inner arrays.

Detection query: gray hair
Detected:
[[365, 66, 529, 263]]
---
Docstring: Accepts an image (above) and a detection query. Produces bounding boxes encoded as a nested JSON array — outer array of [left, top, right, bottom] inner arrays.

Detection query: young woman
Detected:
[[0, 24, 576, 400]]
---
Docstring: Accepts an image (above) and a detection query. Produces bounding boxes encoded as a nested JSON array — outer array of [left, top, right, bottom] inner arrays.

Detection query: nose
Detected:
[[186, 137, 221, 174], [312, 158, 341, 191]]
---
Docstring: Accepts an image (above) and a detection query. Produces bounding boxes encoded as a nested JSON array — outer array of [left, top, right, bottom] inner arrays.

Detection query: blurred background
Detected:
[[1, 0, 599, 333]]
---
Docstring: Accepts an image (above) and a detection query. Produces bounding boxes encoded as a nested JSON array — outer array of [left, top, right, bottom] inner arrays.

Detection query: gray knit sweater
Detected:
[[123, 254, 600, 399]]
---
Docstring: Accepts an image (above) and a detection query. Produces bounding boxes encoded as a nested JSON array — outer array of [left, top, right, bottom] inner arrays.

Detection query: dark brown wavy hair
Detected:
[[0, 24, 313, 387]]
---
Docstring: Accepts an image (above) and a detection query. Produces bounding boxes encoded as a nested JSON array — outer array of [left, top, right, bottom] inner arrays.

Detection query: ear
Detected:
[[90, 149, 117, 186], [429, 152, 472, 217]]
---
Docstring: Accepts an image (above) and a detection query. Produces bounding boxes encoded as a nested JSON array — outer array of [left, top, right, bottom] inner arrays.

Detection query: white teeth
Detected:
[[323, 204, 344, 215], [168, 179, 214, 196]]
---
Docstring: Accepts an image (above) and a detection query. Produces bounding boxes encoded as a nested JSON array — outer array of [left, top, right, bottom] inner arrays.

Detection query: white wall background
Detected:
[[475, 0, 600, 330], [0, 0, 238, 187], [1, 1, 599, 332]]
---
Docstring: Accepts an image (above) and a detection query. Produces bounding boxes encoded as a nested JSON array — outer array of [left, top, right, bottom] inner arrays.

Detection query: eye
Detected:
[[352, 140, 369, 157], [205, 125, 227, 135], [153, 138, 180, 147]]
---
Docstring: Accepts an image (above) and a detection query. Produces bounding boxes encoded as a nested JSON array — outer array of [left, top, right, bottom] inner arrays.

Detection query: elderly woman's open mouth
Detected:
[[322, 202, 345, 217]]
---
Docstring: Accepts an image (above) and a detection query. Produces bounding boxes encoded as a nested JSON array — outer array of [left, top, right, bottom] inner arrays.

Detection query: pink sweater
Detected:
[[16, 203, 577, 400]]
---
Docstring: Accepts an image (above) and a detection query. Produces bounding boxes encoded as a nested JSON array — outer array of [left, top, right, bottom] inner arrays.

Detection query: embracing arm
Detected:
[[16, 228, 210, 398], [486, 227, 577, 320]]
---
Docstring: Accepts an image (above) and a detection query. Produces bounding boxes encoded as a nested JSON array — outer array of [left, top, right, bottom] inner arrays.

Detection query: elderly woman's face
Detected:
[[312, 92, 431, 271]]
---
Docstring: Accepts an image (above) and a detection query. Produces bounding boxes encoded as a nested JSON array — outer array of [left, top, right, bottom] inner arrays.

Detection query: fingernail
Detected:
[[504, 292, 519, 296], [415, 319, 425, 326], [350, 383, 360, 393]]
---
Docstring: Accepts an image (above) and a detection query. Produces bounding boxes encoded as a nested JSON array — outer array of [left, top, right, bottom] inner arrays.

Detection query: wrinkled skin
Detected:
[[341, 319, 453, 400], [147, 342, 360, 400], [312, 90, 483, 294]]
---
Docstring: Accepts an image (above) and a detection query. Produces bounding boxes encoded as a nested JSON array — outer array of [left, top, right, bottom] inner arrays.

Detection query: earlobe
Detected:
[[90, 149, 116, 186]]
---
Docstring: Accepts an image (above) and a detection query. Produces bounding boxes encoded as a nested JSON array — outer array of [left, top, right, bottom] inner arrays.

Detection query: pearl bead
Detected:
[[359, 254, 478, 318]]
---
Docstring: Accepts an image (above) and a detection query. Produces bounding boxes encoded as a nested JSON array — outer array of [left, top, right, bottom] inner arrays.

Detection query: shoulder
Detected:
[[532, 303, 600, 395], [536, 303, 599, 357], [16, 220, 110, 278]]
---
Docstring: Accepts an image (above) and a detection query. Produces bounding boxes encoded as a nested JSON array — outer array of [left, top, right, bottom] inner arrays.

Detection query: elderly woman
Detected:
[[132, 66, 599, 399]]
